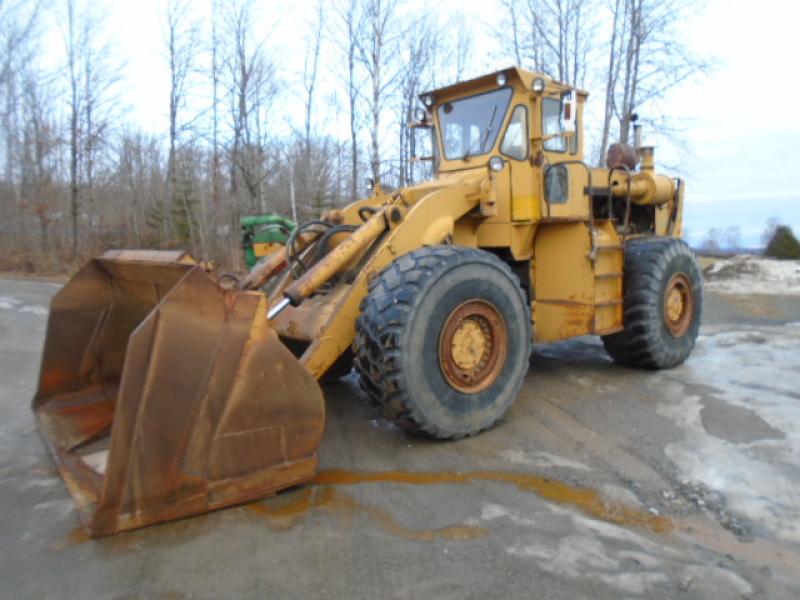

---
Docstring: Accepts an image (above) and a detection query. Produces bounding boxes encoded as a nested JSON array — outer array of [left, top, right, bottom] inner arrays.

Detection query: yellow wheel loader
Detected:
[[33, 68, 701, 536]]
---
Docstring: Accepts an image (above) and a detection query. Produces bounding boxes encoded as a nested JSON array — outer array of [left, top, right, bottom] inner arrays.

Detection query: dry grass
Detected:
[[0, 243, 109, 276]]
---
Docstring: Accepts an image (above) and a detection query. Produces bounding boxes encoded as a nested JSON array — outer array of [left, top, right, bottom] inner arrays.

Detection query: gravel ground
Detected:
[[1, 276, 799, 599]]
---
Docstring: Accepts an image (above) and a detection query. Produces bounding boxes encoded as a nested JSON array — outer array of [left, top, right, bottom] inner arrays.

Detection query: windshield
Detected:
[[437, 88, 513, 160]]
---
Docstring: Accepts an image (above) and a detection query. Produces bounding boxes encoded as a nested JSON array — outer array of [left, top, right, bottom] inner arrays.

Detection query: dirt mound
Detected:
[[703, 255, 800, 295]]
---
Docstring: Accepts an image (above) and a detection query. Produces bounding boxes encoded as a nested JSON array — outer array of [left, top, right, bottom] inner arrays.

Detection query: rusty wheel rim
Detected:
[[439, 300, 508, 394], [663, 273, 693, 337]]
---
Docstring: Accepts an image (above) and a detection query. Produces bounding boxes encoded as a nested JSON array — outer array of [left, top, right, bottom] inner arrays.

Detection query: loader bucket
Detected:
[[32, 250, 324, 536]]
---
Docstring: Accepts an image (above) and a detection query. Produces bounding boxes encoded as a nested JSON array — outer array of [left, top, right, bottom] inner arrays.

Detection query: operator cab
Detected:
[[414, 67, 585, 174]]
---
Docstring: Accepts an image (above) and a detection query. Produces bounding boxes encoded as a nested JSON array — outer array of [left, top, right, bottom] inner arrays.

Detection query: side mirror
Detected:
[[561, 92, 576, 134]]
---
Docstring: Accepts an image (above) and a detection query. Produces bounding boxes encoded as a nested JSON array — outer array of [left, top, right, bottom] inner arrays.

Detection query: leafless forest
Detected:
[[0, 0, 704, 272]]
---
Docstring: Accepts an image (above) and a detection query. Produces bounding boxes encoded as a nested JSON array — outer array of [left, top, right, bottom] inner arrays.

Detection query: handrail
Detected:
[[608, 165, 632, 244]]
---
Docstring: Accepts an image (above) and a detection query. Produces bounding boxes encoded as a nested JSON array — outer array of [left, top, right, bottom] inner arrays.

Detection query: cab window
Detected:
[[437, 87, 513, 160], [542, 96, 578, 154], [542, 98, 566, 152], [500, 105, 528, 160]]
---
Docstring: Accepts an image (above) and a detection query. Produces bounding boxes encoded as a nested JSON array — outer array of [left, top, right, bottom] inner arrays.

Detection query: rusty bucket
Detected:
[[32, 250, 324, 536]]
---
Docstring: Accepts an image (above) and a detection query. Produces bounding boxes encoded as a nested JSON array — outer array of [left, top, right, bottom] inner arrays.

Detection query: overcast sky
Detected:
[[48, 0, 800, 247]]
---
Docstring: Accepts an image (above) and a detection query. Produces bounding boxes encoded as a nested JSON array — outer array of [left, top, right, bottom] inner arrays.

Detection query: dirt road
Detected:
[[1, 277, 799, 599]]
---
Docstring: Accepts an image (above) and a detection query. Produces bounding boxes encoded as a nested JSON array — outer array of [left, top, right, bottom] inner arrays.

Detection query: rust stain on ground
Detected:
[[60, 468, 669, 545], [250, 486, 489, 542], [49, 526, 91, 551], [310, 469, 672, 534]]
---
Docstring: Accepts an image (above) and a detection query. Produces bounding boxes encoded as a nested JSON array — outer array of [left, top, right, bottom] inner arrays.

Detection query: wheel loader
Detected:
[[32, 67, 702, 536]]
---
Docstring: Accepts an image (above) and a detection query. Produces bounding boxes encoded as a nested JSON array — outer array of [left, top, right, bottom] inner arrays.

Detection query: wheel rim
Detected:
[[439, 300, 508, 394], [663, 273, 694, 337]]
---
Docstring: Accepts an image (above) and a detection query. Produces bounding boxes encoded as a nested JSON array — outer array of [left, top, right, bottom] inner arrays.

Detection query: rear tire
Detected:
[[353, 246, 531, 439], [602, 237, 702, 369]]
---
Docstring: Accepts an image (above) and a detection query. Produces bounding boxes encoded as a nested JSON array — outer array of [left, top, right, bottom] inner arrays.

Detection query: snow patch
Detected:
[[657, 328, 800, 544], [704, 255, 800, 295], [500, 448, 590, 471], [683, 565, 754, 596], [597, 571, 668, 595], [0, 295, 19, 310], [33, 499, 76, 518], [479, 503, 537, 527], [0, 295, 48, 315]]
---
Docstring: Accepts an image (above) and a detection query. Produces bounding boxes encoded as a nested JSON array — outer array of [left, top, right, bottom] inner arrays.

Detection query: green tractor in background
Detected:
[[240, 214, 296, 270]]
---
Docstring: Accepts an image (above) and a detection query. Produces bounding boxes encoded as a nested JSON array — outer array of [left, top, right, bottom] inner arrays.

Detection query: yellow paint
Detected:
[[450, 320, 487, 370], [258, 66, 681, 382], [252, 242, 282, 258]]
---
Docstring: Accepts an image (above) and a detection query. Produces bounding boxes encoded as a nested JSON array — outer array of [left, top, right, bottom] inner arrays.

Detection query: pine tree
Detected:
[[765, 225, 800, 260]]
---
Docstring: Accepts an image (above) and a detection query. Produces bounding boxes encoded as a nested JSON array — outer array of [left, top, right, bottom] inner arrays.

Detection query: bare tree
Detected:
[[164, 0, 199, 187], [700, 227, 723, 254], [498, 0, 593, 86], [1, 0, 43, 252], [210, 0, 222, 206], [357, 0, 404, 188], [1, 1, 40, 169], [163, 0, 201, 251], [295, 0, 324, 214], [451, 14, 473, 83], [609, 0, 709, 149], [61, 0, 119, 258], [220, 0, 279, 214], [302, 1, 323, 159], [0, 0, 718, 278], [331, 0, 364, 201], [397, 15, 438, 186], [19, 74, 59, 251], [598, 0, 623, 165], [64, 0, 81, 258]]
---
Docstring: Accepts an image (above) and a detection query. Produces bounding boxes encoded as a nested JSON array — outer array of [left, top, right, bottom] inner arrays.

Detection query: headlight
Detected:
[[421, 94, 435, 107], [532, 77, 545, 93], [496, 72, 507, 86], [414, 107, 427, 122], [489, 157, 505, 172]]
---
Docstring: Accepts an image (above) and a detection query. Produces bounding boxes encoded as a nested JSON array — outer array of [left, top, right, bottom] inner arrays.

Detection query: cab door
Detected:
[[501, 104, 537, 222], [540, 94, 588, 220]]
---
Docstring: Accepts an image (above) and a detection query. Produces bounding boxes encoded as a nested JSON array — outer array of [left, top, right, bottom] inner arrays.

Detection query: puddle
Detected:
[[700, 398, 784, 443], [58, 468, 671, 547], [49, 526, 91, 551], [660, 328, 800, 544], [310, 469, 671, 534], [250, 486, 489, 542], [249, 468, 670, 540]]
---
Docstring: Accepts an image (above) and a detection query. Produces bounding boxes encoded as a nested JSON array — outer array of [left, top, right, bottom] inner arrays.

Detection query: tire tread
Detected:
[[602, 237, 702, 369], [353, 246, 530, 439]]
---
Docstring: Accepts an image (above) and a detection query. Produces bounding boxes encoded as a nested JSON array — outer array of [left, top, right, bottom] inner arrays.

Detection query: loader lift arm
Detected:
[[263, 176, 486, 380]]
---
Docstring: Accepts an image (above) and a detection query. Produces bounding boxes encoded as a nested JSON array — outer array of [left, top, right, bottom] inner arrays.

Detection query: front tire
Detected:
[[602, 237, 702, 369], [353, 246, 531, 439]]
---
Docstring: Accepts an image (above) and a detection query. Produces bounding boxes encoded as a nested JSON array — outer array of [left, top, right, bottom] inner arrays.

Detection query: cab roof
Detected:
[[419, 67, 588, 103]]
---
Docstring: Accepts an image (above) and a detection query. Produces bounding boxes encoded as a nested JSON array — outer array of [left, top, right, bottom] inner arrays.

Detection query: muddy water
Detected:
[[250, 486, 490, 542], [58, 468, 670, 546], [249, 468, 671, 540]]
